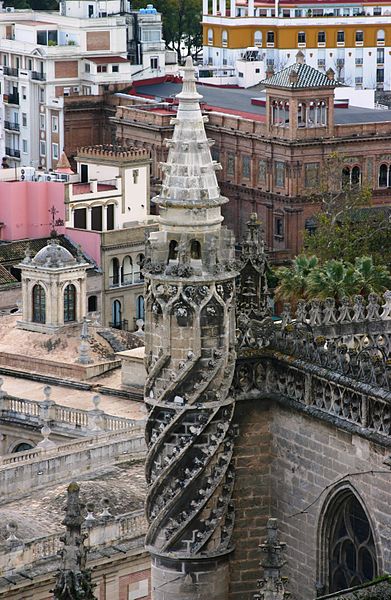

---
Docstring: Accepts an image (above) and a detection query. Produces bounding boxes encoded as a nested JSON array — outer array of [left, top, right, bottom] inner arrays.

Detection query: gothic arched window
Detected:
[[122, 255, 133, 285], [32, 284, 46, 323], [379, 163, 389, 187], [64, 284, 76, 322], [110, 257, 120, 287], [351, 165, 361, 186], [326, 491, 377, 593]]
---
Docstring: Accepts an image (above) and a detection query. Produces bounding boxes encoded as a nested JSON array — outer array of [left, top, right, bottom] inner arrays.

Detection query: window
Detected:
[[168, 240, 178, 261], [242, 155, 251, 179], [222, 30, 228, 47], [39, 114, 45, 130], [52, 115, 58, 132], [107, 204, 114, 230], [355, 30, 364, 43], [122, 256, 133, 285], [377, 68, 384, 84], [84, 63, 91, 72], [377, 29, 385, 44], [133, 169, 139, 184], [318, 31, 326, 44], [52, 143, 59, 160], [74, 207, 87, 229], [136, 295, 145, 320], [274, 216, 284, 238], [258, 159, 267, 184], [325, 491, 377, 593], [32, 284, 46, 323], [337, 31, 345, 44], [91, 205, 102, 231], [141, 28, 161, 42], [22, 86, 27, 100], [22, 113, 27, 127], [39, 141, 46, 156], [28, 59, 32, 70], [267, 31, 274, 44], [39, 87, 45, 102], [88, 295, 97, 312], [110, 257, 120, 287], [254, 31, 262, 46], [64, 284, 76, 322], [150, 57, 158, 70], [190, 240, 201, 260], [274, 161, 285, 187], [377, 48, 384, 64], [13, 442, 34, 453], [22, 139, 28, 153], [111, 299, 121, 328], [298, 31, 306, 45], [97, 65, 107, 73], [374, 7, 382, 15], [378, 163, 389, 187], [112, 64, 119, 72], [208, 29, 213, 44], [352, 165, 360, 185], [304, 163, 320, 188]]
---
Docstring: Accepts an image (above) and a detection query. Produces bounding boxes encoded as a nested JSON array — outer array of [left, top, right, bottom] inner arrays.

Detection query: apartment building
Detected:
[[0, 0, 167, 169], [202, 0, 391, 90]]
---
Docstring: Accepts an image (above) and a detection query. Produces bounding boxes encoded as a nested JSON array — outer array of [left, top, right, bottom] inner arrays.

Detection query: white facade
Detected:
[[202, 3, 391, 91], [0, 2, 169, 169], [65, 146, 151, 232]]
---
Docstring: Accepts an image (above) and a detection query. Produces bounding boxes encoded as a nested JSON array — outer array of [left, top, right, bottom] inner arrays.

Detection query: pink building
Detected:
[[0, 181, 65, 242]]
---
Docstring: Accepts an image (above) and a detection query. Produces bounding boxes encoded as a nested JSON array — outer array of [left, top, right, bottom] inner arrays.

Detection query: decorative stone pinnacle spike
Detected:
[[176, 56, 203, 101], [53, 482, 96, 600]]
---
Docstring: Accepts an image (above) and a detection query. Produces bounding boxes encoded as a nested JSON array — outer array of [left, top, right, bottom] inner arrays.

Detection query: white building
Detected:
[[0, 0, 168, 169], [65, 144, 152, 231], [202, 0, 391, 91]]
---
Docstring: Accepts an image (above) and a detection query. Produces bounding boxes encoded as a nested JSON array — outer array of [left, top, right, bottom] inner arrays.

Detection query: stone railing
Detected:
[[278, 293, 391, 357], [0, 509, 147, 573], [234, 353, 391, 441], [0, 382, 138, 435], [0, 428, 146, 500]]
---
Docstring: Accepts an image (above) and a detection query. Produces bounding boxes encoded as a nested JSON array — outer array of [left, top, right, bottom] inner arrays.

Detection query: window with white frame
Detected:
[[52, 115, 58, 132], [39, 140, 46, 156], [22, 139, 28, 153], [22, 112, 27, 127], [52, 143, 59, 159], [150, 56, 158, 70], [39, 114, 45, 130]]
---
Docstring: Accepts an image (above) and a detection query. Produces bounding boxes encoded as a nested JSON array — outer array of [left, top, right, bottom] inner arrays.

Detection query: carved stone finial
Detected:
[[254, 519, 290, 600], [52, 482, 96, 600], [77, 318, 93, 365], [37, 421, 57, 451]]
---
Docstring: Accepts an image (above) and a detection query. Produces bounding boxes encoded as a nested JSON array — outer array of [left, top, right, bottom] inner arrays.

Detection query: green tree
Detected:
[[4, 0, 58, 8], [353, 256, 391, 296], [132, 0, 202, 61], [303, 152, 391, 265], [306, 259, 359, 301], [274, 255, 318, 303]]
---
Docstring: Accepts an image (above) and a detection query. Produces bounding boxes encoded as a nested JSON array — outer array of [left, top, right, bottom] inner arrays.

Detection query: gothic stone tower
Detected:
[[143, 57, 238, 600]]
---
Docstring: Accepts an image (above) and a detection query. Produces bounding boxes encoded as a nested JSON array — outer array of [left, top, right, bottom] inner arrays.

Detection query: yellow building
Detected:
[[202, 0, 391, 89]]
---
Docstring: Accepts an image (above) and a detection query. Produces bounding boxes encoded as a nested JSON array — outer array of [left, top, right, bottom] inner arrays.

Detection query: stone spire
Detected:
[[144, 58, 237, 600], [154, 55, 226, 211], [53, 482, 96, 600]]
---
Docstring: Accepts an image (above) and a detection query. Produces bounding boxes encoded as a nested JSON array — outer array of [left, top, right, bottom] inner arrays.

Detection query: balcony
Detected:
[[3, 66, 18, 77], [3, 93, 20, 106], [31, 71, 46, 81], [5, 147, 21, 159], [4, 121, 20, 132]]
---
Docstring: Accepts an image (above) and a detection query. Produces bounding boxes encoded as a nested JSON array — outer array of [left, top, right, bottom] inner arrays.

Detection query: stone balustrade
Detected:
[[0, 385, 139, 435], [0, 509, 147, 574], [0, 428, 146, 501]]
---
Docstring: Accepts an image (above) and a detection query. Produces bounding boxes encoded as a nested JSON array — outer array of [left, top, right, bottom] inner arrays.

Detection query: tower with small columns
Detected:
[[143, 56, 238, 600]]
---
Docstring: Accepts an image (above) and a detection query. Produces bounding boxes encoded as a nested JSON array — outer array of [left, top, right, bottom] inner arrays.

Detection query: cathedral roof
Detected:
[[153, 56, 227, 209]]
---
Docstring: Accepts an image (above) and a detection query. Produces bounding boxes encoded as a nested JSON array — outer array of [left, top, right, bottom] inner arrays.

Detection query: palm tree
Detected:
[[306, 259, 359, 301], [274, 255, 318, 303], [353, 256, 391, 296]]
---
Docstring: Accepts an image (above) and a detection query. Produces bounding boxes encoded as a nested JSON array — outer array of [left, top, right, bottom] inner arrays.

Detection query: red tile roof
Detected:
[[87, 56, 129, 64]]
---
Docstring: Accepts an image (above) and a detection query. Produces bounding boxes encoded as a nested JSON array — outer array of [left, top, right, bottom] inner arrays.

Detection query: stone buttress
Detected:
[[143, 57, 238, 600]]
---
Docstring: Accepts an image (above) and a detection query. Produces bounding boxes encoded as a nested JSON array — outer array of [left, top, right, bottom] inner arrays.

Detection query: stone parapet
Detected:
[[0, 429, 146, 502]]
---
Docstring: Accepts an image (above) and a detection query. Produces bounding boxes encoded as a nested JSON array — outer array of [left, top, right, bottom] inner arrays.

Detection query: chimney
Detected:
[[296, 50, 305, 64], [289, 69, 298, 84], [326, 67, 335, 81]]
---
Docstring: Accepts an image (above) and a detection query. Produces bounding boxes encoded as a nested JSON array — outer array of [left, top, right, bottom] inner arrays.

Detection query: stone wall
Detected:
[[229, 397, 391, 600]]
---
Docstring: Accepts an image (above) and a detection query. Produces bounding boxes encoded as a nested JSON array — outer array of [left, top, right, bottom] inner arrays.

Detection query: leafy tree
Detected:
[[303, 152, 391, 265], [4, 0, 58, 8], [274, 255, 318, 303], [132, 0, 202, 61], [274, 255, 391, 303]]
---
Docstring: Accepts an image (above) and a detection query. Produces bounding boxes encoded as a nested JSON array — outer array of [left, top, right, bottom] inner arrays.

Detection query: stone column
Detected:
[[230, 0, 235, 17], [87, 206, 92, 230], [203, 0, 208, 13], [248, 0, 254, 17], [102, 205, 107, 231]]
